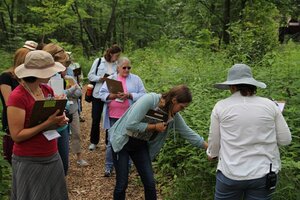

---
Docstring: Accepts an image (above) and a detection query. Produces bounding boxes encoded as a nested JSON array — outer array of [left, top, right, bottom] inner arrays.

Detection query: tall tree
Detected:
[[222, 0, 230, 44]]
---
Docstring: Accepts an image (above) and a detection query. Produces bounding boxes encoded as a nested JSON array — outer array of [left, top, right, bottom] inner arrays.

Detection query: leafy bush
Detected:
[[0, 131, 11, 200], [130, 40, 300, 200], [226, 1, 279, 65]]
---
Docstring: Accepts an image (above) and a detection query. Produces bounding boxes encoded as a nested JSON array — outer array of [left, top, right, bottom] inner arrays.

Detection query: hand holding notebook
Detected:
[[29, 98, 67, 130]]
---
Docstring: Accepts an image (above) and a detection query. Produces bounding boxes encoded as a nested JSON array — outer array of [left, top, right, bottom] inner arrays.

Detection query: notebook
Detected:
[[126, 109, 168, 141], [29, 99, 67, 129], [105, 78, 124, 94]]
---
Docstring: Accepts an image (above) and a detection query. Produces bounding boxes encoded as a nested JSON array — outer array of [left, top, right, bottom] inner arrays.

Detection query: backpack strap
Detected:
[[95, 58, 101, 75]]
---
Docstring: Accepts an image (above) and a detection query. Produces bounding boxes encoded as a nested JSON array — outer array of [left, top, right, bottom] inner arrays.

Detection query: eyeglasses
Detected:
[[122, 66, 131, 70]]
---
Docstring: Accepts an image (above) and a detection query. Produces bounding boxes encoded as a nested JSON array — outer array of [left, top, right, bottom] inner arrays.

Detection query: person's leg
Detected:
[[57, 127, 70, 176], [214, 170, 244, 200], [89, 98, 104, 146], [129, 143, 157, 200], [70, 111, 88, 166], [244, 175, 275, 200], [112, 148, 130, 200], [70, 112, 81, 155], [104, 118, 119, 176], [78, 98, 85, 122]]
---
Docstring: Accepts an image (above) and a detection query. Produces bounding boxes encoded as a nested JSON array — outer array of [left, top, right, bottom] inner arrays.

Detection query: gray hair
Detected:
[[117, 57, 131, 67]]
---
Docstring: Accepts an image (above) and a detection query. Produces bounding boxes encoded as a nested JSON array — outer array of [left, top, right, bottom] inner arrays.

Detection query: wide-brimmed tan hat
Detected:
[[214, 64, 266, 90], [23, 40, 38, 50], [15, 50, 66, 79]]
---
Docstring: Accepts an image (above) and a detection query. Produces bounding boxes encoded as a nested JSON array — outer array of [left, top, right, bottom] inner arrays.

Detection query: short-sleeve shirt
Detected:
[[7, 84, 58, 157], [0, 72, 19, 131]]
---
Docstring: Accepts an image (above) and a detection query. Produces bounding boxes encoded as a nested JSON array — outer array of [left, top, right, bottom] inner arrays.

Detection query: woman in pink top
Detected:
[[99, 57, 146, 177]]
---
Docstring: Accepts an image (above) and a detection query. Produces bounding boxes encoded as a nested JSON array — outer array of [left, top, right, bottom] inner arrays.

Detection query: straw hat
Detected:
[[15, 50, 66, 79], [23, 40, 38, 50], [214, 64, 266, 90]]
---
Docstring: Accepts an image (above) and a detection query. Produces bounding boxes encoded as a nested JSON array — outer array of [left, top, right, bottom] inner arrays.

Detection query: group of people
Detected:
[[0, 41, 88, 199], [0, 42, 292, 200]]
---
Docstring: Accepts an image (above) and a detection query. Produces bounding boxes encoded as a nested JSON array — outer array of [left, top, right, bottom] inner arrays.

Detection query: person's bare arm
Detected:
[[1, 84, 12, 104], [8, 107, 67, 143]]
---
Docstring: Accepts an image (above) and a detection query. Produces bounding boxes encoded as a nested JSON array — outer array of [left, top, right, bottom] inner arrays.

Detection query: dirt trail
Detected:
[[66, 86, 162, 200]]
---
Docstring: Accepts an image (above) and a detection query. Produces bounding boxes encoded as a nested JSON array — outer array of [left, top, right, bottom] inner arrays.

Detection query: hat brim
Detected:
[[23, 45, 36, 51], [214, 78, 267, 90], [15, 62, 66, 79]]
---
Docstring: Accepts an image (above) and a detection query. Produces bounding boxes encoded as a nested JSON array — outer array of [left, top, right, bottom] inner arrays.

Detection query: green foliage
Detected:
[[226, 1, 280, 64], [0, 36, 299, 200], [0, 50, 13, 71], [27, 0, 77, 36], [129, 40, 300, 200], [0, 131, 12, 200]]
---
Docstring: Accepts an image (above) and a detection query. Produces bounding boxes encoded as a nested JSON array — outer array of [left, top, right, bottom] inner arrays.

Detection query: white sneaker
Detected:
[[77, 159, 89, 167], [88, 143, 97, 151]]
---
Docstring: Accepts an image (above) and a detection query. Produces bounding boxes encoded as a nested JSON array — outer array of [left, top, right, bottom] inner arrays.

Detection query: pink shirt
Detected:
[[108, 76, 130, 118]]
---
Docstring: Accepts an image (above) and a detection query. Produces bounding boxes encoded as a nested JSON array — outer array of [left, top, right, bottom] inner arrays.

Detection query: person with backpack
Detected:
[[7, 50, 68, 199], [87, 44, 122, 151], [99, 57, 146, 177], [0, 41, 37, 164]]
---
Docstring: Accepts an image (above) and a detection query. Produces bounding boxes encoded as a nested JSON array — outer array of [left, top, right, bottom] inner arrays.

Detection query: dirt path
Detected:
[[66, 86, 163, 200]]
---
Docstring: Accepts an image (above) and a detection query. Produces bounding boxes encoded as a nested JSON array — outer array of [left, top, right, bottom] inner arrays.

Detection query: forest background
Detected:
[[0, 0, 300, 199]]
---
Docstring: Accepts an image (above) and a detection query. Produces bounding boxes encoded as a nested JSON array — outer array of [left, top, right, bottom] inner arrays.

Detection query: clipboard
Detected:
[[144, 109, 168, 122], [105, 79, 124, 94], [126, 109, 168, 141], [274, 100, 286, 112], [29, 99, 67, 129]]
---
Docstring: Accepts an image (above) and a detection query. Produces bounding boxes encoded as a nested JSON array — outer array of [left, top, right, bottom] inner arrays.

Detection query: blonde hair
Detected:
[[42, 43, 69, 66], [5, 47, 31, 79], [14, 48, 31, 68]]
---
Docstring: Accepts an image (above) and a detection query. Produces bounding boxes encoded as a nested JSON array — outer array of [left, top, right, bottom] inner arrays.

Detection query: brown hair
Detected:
[[104, 44, 122, 62], [236, 84, 257, 96], [5, 47, 31, 79], [161, 85, 192, 115], [42, 43, 70, 66]]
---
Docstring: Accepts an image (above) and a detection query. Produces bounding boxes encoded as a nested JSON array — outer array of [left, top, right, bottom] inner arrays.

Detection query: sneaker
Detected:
[[104, 169, 112, 177], [77, 159, 89, 167], [88, 143, 97, 151]]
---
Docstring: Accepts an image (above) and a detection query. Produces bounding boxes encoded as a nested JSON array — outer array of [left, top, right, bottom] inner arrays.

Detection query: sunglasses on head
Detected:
[[122, 66, 131, 70], [51, 49, 64, 57]]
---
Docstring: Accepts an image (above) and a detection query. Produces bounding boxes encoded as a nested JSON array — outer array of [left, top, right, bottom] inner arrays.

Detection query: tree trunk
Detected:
[[71, 1, 94, 57], [222, 0, 230, 44], [3, 0, 15, 36], [0, 12, 8, 42], [103, 0, 118, 50]]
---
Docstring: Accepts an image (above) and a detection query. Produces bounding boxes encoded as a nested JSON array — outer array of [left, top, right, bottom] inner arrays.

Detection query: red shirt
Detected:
[[7, 84, 58, 157]]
